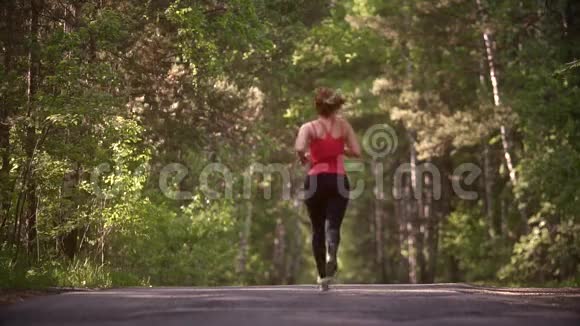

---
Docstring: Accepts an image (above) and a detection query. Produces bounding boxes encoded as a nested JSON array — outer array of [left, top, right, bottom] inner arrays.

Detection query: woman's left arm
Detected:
[[343, 119, 361, 158]]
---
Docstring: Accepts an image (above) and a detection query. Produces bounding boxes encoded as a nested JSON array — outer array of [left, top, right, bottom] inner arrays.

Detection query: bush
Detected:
[[499, 219, 580, 285], [440, 207, 510, 282]]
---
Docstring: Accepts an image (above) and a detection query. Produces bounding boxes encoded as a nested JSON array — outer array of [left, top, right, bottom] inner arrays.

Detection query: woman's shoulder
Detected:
[[299, 116, 349, 133], [300, 119, 320, 130], [335, 115, 351, 128]]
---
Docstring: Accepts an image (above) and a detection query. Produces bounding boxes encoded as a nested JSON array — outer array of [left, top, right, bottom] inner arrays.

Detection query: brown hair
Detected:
[[314, 87, 345, 117]]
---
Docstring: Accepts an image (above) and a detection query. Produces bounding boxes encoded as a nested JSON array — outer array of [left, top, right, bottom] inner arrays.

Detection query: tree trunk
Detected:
[[475, 0, 528, 233], [372, 159, 387, 282], [439, 153, 459, 283], [272, 217, 286, 284], [482, 143, 498, 237], [0, 0, 16, 236], [58, 1, 83, 260], [24, 0, 43, 257], [447, 255, 460, 282], [423, 170, 437, 283], [406, 131, 425, 283], [237, 200, 253, 279], [287, 197, 303, 285], [60, 163, 81, 260], [403, 175, 416, 284], [432, 152, 453, 282], [393, 160, 409, 283], [501, 196, 508, 236]]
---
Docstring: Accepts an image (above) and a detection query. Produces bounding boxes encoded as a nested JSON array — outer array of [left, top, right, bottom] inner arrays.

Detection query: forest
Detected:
[[0, 0, 579, 289]]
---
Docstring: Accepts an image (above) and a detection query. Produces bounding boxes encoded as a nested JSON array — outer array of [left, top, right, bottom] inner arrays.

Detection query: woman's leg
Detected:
[[304, 176, 327, 279], [306, 198, 327, 278], [325, 175, 349, 276], [325, 195, 348, 251]]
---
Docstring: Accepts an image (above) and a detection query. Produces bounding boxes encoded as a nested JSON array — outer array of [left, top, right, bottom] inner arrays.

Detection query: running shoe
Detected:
[[317, 276, 331, 292]]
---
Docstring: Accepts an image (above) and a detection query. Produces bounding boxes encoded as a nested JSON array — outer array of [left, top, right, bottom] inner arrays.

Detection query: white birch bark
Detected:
[[476, 0, 528, 232], [476, 0, 517, 187]]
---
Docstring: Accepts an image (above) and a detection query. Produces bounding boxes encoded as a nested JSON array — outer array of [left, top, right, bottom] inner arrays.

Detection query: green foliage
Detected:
[[0, 253, 147, 289], [440, 207, 509, 281], [0, 251, 55, 289], [107, 196, 239, 286], [166, 0, 271, 80], [499, 211, 580, 284]]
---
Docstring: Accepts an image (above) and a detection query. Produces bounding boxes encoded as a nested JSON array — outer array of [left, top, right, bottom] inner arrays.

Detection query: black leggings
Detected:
[[303, 173, 350, 278]]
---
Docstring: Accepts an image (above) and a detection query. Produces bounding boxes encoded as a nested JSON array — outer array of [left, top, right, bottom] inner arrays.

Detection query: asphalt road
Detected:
[[1, 284, 579, 326]]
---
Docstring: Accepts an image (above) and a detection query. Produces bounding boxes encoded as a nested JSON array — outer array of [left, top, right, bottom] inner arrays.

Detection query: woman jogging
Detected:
[[294, 87, 361, 291]]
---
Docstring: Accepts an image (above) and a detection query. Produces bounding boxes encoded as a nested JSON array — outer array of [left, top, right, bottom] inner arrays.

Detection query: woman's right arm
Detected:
[[295, 123, 311, 165]]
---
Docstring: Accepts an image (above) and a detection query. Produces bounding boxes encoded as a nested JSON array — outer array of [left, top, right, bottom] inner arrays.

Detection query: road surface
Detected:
[[1, 284, 579, 325]]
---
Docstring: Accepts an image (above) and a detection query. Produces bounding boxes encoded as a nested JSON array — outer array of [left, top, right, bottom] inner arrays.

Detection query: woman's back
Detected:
[[307, 117, 346, 175], [295, 115, 361, 175]]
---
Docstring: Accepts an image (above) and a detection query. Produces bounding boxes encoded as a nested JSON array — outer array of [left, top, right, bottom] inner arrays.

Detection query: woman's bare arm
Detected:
[[294, 123, 311, 165], [343, 119, 361, 158]]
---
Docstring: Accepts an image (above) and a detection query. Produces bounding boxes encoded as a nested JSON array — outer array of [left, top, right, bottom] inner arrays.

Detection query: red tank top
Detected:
[[308, 118, 346, 175]]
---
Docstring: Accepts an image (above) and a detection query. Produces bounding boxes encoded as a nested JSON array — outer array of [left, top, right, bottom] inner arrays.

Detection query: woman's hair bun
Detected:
[[315, 87, 345, 116]]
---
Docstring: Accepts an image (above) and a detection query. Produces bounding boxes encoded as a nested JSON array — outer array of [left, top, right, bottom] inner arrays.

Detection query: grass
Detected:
[[1, 253, 147, 290], [470, 277, 580, 288]]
